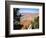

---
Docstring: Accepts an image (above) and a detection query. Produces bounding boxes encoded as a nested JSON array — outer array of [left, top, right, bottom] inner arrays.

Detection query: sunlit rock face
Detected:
[[20, 13, 39, 29]]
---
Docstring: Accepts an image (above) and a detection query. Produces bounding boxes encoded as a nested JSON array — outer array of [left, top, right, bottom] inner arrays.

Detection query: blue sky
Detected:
[[18, 8, 39, 13]]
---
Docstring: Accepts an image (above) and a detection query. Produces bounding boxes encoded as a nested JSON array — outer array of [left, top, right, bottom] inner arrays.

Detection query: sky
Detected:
[[18, 8, 39, 13]]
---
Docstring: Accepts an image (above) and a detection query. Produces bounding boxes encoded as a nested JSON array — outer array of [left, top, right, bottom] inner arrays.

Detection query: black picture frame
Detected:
[[5, 1, 45, 37]]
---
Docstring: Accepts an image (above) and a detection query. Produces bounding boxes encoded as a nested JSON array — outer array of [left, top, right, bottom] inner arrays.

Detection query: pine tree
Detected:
[[14, 8, 22, 30]]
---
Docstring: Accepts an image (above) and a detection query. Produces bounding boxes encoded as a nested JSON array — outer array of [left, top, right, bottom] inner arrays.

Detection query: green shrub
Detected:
[[31, 16, 39, 29]]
